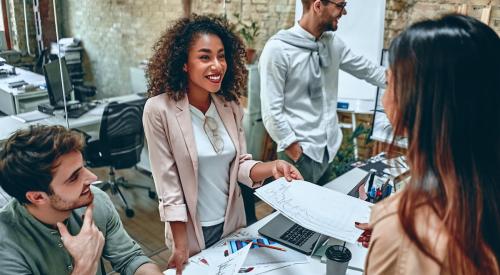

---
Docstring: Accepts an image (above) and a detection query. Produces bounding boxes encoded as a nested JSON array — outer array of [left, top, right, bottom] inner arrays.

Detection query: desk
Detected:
[[0, 94, 141, 141], [167, 169, 368, 275], [0, 93, 152, 171], [0, 64, 48, 115]]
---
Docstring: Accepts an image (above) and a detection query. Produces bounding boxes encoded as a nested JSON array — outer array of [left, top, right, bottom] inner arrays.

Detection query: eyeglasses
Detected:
[[203, 116, 224, 154], [324, 0, 347, 11]]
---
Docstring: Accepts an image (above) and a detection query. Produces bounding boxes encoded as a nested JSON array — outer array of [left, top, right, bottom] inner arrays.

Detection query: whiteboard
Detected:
[[295, 0, 386, 100]]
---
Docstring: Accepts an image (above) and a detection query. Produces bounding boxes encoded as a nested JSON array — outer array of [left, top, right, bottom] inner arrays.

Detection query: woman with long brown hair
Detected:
[[364, 14, 499, 274]]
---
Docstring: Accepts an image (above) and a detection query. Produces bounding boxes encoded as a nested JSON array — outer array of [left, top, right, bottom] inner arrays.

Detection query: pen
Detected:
[[247, 241, 286, 251]]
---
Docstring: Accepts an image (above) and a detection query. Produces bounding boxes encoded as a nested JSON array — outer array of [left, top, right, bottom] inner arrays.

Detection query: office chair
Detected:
[[0, 186, 12, 208], [84, 98, 155, 218]]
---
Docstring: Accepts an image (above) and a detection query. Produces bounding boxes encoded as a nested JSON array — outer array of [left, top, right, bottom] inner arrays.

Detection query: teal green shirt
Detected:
[[0, 186, 151, 275]]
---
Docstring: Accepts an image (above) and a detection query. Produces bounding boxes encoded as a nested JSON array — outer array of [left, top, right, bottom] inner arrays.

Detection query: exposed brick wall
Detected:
[[59, 0, 184, 98], [7, 0, 37, 53], [192, 0, 296, 51], [384, 0, 500, 47], [58, 0, 295, 97], [6, 0, 61, 67], [9, 0, 499, 98]]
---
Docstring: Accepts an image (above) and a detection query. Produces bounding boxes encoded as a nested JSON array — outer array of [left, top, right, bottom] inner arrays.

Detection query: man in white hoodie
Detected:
[[260, 0, 386, 184]]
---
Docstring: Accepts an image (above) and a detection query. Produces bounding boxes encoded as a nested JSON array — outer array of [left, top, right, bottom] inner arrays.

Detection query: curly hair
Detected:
[[147, 14, 247, 102]]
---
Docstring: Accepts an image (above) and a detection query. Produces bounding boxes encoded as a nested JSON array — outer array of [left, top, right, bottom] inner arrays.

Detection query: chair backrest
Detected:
[[0, 186, 12, 208], [99, 98, 147, 169]]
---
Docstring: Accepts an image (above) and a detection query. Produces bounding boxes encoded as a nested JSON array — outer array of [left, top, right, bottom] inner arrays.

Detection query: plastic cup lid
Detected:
[[325, 245, 352, 263]]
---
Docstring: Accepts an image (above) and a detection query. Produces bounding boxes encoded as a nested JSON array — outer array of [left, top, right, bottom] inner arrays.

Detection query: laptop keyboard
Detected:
[[279, 224, 315, 246]]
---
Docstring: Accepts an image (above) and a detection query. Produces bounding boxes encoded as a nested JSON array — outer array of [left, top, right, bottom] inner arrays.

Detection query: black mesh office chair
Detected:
[[84, 98, 155, 217]]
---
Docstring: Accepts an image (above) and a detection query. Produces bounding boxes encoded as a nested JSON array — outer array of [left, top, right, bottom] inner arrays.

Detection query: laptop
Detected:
[[258, 213, 321, 255], [258, 176, 368, 255]]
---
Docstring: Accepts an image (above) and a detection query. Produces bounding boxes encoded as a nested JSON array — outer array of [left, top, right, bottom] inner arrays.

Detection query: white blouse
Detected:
[[189, 102, 236, 227]]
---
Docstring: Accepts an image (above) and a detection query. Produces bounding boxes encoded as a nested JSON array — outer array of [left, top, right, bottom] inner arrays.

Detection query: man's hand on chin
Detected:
[[57, 203, 105, 275]]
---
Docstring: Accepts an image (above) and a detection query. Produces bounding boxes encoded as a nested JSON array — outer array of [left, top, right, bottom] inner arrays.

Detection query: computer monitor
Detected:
[[369, 49, 408, 148], [43, 58, 73, 108]]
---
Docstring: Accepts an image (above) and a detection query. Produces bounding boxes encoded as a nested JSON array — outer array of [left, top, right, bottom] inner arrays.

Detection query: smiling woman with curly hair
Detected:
[[147, 14, 246, 101], [143, 14, 302, 274]]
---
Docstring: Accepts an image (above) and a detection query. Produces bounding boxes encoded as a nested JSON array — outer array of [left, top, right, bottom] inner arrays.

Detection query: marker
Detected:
[[367, 169, 377, 195], [251, 241, 286, 251]]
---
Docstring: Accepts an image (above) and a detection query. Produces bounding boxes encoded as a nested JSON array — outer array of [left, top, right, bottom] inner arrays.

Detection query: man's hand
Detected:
[[355, 222, 372, 248], [57, 203, 105, 275], [167, 246, 189, 275], [284, 142, 302, 162], [272, 160, 303, 181]]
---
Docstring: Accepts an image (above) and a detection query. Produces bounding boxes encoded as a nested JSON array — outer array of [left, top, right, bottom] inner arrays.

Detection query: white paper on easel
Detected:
[[255, 178, 373, 243]]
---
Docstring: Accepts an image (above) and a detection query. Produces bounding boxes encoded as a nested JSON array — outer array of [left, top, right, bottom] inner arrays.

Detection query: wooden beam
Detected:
[[1, 0, 11, 49], [457, 3, 468, 15], [480, 5, 492, 24], [182, 0, 191, 18]]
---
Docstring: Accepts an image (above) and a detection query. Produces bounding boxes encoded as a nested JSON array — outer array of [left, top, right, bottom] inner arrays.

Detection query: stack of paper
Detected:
[[255, 179, 373, 243], [164, 244, 251, 275]]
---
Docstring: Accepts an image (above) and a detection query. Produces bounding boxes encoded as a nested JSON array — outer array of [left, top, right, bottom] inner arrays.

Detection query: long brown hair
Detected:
[[388, 14, 499, 274], [147, 14, 247, 102]]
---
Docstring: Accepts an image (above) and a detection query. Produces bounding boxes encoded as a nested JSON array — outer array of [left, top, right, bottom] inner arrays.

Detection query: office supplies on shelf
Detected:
[[255, 178, 373, 244]]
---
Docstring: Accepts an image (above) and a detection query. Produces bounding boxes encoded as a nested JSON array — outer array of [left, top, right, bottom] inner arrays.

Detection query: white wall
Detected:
[[295, 0, 386, 100]]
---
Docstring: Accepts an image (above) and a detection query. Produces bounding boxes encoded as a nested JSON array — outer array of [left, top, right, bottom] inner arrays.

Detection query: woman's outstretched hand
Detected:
[[272, 160, 303, 181], [355, 222, 373, 248]]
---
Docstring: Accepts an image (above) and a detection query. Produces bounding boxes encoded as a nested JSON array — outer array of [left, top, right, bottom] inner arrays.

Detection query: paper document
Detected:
[[11, 111, 51, 123], [215, 243, 251, 275], [227, 238, 308, 267], [188, 229, 307, 275], [164, 244, 251, 275], [255, 178, 372, 243], [163, 262, 208, 275]]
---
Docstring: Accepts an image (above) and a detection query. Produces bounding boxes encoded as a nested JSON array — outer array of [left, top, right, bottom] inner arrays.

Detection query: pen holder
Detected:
[[325, 245, 352, 275]]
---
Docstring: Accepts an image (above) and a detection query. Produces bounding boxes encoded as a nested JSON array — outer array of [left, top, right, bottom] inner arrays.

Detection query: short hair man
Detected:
[[259, 0, 386, 184], [0, 125, 162, 275]]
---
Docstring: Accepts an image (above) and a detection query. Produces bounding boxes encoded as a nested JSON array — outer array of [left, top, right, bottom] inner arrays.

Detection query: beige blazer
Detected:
[[143, 93, 261, 256], [365, 192, 451, 275]]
